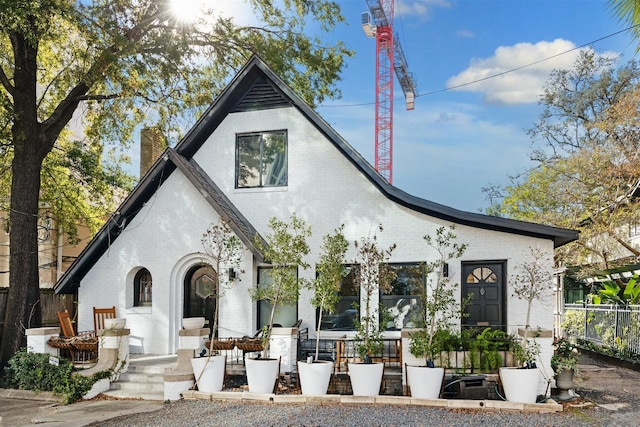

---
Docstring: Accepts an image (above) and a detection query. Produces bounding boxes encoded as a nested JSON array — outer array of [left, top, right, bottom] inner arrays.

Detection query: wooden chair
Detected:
[[93, 306, 117, 333], [48, 310, 98, 363]]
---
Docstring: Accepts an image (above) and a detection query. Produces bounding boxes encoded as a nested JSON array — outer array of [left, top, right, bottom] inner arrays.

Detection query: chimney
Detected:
[[140, 127, 167, 177]]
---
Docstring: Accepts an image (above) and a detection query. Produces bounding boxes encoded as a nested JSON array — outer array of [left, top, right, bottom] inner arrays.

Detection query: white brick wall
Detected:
[[79, 106, 558, 357]]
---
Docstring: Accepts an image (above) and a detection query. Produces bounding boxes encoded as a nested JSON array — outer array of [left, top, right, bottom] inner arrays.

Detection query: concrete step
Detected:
[[110, 378, 165, 392], [117, 372, 164, 383]]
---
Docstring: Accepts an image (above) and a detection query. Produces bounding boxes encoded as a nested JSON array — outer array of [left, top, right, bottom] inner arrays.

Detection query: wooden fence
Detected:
[[0, 288, 77, 346]]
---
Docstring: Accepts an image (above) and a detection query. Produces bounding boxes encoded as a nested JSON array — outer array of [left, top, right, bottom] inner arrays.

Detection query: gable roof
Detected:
[[55, 55, 578, 294]]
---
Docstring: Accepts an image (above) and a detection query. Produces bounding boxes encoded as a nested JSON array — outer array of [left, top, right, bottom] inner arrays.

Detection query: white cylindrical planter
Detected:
[[104, 318, 126, 329], [182, 317, 205, 329], [297, 360, 333, 395], [191, 355, 226, 393], [348, 362, 384, 396], [406, 365, 444, 399], [499, 367, 540, 404], [246, 358, 280, 394]]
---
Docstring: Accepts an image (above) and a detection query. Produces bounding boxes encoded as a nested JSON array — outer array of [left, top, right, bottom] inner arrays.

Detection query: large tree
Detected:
[[0, 0, 351, 370], [485, 51, 640, 272]]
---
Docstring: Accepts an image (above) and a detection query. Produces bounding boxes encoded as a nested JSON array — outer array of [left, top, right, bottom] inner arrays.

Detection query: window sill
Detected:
[[234, 186, 288, 194]]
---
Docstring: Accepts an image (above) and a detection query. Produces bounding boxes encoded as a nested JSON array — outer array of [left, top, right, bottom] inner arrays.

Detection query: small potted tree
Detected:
[[348, 225, 396, 396], [190, 218, 244, 393], [248, 214, 311, 393], [499, 246, 553, 404], [298, 225, 349, 395], [406, 225, 467, 399]]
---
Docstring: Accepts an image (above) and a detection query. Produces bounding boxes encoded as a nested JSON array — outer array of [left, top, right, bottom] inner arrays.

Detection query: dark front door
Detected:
[[184, 264, 217, 336], [462, 261, 506, 330]]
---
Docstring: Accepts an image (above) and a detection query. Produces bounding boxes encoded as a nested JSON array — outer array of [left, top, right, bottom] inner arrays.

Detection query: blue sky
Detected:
[[311, 0, 637, 212]]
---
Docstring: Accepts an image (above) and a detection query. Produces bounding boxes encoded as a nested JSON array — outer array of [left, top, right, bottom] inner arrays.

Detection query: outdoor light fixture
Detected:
[[442, 263, 449, 278], [228, 268, 237, 280]]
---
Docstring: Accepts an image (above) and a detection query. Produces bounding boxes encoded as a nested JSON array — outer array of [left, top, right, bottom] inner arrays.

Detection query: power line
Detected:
[[317, 23, 639, 109]]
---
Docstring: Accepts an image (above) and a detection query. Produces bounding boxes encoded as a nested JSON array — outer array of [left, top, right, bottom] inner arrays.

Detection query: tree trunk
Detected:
[[0, 30, 57, 371], [0, 137, 47, 370]]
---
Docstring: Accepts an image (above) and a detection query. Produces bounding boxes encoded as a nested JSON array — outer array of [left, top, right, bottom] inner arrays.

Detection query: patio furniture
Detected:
[[48, 310, 99, 362], [93, 306, 117, 332]]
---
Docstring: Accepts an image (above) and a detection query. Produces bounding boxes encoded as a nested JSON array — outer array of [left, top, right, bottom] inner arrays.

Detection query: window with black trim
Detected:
[[381, 263, 425, 330], [318, 265, 360, 331], [134, 268, 152, 306], [257, 267, 297, 329], [236, 131, 287, 188]]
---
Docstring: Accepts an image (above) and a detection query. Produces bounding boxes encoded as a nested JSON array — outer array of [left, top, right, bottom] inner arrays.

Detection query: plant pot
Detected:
[[191, 355, 226, 393], [348, 362, 384, 396], [245, 357, 280, 394], [182, 317, 205, 329], [297, 360, 333, 395], [554, 368, 575, 400], [499, 367, 540, 403], [406, 365, 445, 399]]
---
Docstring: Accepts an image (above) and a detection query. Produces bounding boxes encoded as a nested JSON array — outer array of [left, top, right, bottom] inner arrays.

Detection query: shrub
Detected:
[[1, 349, 111, 404]]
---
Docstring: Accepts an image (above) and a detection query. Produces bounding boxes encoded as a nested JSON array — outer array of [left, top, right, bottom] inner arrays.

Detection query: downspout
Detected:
[[57, 223, 63, 282]]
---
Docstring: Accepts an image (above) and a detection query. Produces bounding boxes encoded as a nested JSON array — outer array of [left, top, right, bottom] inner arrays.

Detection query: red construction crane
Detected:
[[362, 0, 416, 184]]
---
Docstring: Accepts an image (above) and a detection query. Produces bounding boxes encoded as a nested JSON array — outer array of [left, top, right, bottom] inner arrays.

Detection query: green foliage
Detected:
[[309, 225, 349, 360], [551, 337, 580, 374], [409, 225, 468, 365], [252, 213, 311, 357], [1, 349, 110, 404], [352, 225, 396, 362]]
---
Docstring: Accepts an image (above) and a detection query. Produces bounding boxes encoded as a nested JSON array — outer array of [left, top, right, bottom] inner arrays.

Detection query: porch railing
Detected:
[[564, 303, 640, 359]]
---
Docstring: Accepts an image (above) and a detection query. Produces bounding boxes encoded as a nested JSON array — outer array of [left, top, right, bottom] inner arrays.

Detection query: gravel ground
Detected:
[[89, 399, 595, 427], [87, 353, 639, 427]]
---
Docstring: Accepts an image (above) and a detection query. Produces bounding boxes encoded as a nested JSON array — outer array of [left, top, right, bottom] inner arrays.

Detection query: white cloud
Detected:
[[447, 39, 585, 105], [457, 29, 474, 39]]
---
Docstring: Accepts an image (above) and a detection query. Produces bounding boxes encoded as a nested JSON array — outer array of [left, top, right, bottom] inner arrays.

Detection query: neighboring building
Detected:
[[55, 56, 578, 356]]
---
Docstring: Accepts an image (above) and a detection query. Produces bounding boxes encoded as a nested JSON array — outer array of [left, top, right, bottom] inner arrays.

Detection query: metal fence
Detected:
[[564, 303, 640, 358]]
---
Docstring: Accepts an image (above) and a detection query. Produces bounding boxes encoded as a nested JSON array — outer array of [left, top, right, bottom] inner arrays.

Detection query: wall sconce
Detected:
[[228, 268, 237, 280], [442, 263, 449, 278]]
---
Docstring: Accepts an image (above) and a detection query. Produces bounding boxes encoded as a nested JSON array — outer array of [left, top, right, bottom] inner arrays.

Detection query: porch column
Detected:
[[270, 327, 298, 374], [26, 327, 60, 357]]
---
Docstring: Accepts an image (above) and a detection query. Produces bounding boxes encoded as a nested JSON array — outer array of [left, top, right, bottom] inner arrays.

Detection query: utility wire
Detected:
[[317, 23, 640, 109]]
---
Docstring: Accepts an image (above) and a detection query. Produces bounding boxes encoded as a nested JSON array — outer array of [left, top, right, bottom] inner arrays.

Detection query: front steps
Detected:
[[102, 355, 176, 401]]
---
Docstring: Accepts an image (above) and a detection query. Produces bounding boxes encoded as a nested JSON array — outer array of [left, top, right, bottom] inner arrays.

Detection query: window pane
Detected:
[[261, 132, 287, 186], [237, 135, 261, 187], [382, 264, 425, 330], [319, 265, 359, 331], [257, 268, 297, 330]]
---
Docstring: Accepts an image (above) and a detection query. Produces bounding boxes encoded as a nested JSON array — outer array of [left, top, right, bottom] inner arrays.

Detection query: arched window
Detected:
[[134, 268, 152, 306]]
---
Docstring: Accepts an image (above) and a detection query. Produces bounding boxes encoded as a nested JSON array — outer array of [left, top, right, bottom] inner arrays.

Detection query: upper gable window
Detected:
[[236, 131, 287, 188]]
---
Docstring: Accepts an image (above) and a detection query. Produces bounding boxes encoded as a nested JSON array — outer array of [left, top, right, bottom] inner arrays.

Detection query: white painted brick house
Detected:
[[55, 56, 577, 361]]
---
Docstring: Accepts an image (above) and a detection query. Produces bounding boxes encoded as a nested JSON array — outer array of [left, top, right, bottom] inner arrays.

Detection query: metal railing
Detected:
[[564, 304, 640, 358]]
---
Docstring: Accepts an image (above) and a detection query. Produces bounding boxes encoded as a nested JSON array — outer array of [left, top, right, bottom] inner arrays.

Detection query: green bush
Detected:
[[1, 349, 111, 404]]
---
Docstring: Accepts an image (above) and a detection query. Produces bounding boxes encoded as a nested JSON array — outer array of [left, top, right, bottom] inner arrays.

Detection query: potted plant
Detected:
[[298, 225, 349, 395], [248, 214, 311, 393], [190, 218, 244, 393], [499, 246, 553, 404], [348, 225, 396, 396], [406, 225, 467, 399], [551, 336, 580, 400]]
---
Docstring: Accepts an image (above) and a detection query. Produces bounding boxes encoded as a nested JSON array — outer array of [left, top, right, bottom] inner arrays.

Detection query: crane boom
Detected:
[[362, 0, 416, 183]]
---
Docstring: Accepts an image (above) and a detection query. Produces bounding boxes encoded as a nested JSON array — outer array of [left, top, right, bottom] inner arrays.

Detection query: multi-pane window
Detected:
[[318, 265, 359, 331], [134, 268, 152, 306], [381, 263, 425, 330], [236, 131, 287, 188], [257, 267, 297, 329]]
